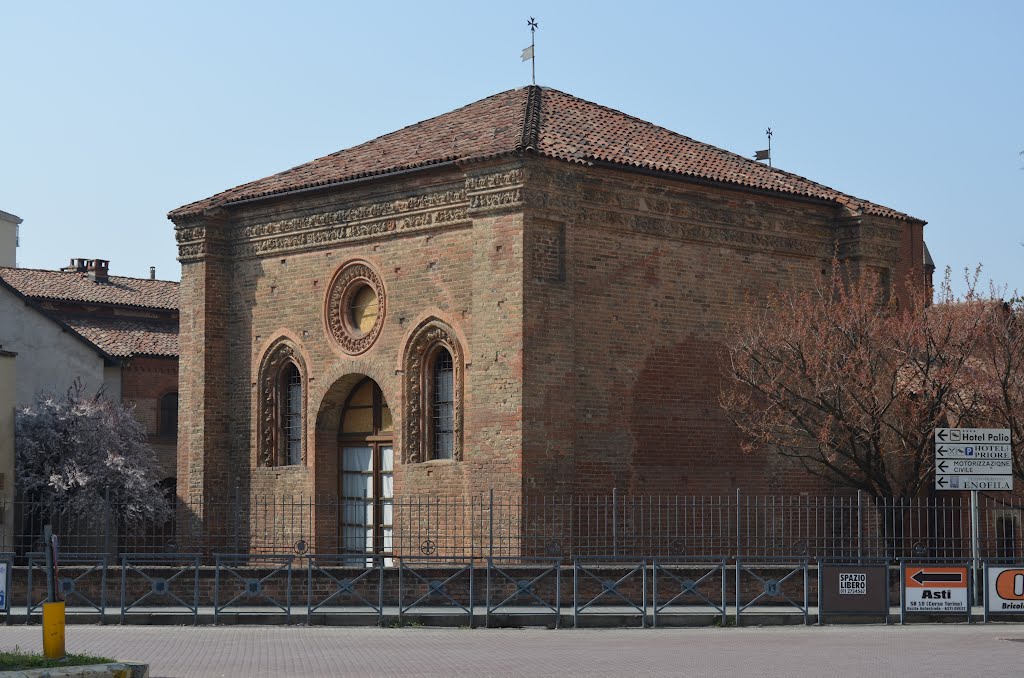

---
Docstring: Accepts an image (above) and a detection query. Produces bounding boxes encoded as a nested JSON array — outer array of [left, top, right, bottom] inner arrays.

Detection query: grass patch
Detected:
[[0, 646, 115, 671]]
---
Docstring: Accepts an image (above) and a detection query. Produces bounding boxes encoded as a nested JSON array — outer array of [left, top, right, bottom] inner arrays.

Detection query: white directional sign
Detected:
[[936, 475, 1013, 491], [935, 458, 1012, 475], [935, 428, 1011, 444], [935, 428, 1012, 491], [935, 444, 1011, 460]]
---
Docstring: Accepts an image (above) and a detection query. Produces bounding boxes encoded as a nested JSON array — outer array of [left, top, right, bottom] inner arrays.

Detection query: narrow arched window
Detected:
[[403, 318, 463, 464], [281, 362, 303, 465], [431, 348, 454, 460], [159, 392, 178, 438], [258, 341, 307, 468]]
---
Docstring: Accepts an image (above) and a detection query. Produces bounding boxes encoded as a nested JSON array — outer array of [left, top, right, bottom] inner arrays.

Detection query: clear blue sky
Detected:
[[3, 1, 1021, 292]]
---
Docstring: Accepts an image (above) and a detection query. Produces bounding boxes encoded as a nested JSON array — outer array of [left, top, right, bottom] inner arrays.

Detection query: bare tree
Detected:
[[721, 264, 991, 499], [972, 295, 1024, 478]]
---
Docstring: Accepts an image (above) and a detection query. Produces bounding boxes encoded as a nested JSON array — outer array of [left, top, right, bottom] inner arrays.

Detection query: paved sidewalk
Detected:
[[2, 624, 1023, 677]]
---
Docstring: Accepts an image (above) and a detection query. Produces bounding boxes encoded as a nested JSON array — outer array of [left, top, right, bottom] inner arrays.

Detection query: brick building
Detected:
[[0, 259, 180, 484], [169, 86, 927, 553]]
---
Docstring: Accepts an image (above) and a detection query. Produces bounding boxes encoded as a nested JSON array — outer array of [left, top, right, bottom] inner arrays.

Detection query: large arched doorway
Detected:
[[339, 377, 393, 557]]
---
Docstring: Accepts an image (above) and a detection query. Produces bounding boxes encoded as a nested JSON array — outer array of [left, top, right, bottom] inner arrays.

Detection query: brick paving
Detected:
[[2, 624, 1024, 677]]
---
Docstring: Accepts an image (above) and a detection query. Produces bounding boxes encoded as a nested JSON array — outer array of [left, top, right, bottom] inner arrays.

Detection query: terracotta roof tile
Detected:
[[56, 314, 178, 358], [170, 86, 920, 223], [170, 88, 530, 218], [0, 268, 179, 310]]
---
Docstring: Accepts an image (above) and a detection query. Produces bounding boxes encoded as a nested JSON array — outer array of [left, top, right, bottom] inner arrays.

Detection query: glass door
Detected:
[[338, 378, 394, 565], [381, 446, 393, 566], [341, 445, 374, 560]]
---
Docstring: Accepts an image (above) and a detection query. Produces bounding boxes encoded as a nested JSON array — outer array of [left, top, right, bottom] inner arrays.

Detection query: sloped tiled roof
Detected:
[[170, 86, 920, 222], [56, 315, 178, 358], [0, 267, 179, 310]]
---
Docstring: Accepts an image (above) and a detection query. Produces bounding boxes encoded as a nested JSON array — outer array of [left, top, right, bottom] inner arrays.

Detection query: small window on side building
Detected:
[[159, 392, 178, 438]]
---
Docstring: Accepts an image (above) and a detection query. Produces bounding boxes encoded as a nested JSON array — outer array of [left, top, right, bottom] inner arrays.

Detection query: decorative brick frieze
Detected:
[[575, 205, 827, 257], [465, 167, 525, 215], [464, 168, 524, 192], [836, 240, 902, 262], [175, 225, 206, 243], [227, 187, 470, 259], [468, 188, 523, 213], [175, 216, 231, 262]]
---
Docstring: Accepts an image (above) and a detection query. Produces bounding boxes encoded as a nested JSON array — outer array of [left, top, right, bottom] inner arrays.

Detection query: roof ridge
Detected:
[[518, 85, 542, 152], [0, 266, 180, 285]]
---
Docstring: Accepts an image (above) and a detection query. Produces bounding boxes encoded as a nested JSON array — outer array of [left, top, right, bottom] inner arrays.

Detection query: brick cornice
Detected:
[[182, 164, 529, 261], [174, 213, 230, 262], [221, 184, 472, 260]]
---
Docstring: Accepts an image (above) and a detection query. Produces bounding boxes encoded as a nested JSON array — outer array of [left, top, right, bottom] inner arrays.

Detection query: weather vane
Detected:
[[521, 17, 539, 85], [755, 127, 773, 168]]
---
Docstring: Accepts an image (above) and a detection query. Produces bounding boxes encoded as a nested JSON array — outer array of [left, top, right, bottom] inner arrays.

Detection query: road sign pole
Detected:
[[971, 490, 981, 605]]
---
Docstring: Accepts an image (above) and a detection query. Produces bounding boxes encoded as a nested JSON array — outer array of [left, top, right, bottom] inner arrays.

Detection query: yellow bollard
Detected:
[[42, 601, 66, 660]]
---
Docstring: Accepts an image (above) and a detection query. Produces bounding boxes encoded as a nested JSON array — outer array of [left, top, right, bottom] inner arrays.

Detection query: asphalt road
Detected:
[[2, 624, 1023, 677]]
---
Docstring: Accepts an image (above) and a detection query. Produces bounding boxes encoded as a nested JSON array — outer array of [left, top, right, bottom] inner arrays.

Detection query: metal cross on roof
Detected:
[[522, 17, 539, 85]]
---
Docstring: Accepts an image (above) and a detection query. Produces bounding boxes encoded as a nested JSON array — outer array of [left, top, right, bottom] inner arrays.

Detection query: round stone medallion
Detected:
[[325, 261, 386, 355]]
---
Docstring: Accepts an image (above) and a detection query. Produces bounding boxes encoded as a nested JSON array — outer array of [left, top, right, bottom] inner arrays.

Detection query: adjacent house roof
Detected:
[[170, 85, 921, 223], [55, 315, 178, 358], [0, 267, 179, 310], [0, 266, 179, 359], [0, 209, 23, 225]]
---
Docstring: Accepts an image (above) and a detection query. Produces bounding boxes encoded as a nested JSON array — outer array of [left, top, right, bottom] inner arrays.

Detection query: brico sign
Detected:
[[987, 567, 1024, 613], [903, 565, 968, 613]]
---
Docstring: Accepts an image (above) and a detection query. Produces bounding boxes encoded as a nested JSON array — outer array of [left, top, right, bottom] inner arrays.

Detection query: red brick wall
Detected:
[[177, 240, 236, 506], [521, 160, 923, 497], [121, 355, 178, 480], [173, 157, 924, 551], [175, 165, 527, 523]]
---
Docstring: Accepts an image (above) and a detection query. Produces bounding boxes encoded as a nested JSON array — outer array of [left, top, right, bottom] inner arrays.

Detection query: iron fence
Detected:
[[0, 491, 1021, 566]]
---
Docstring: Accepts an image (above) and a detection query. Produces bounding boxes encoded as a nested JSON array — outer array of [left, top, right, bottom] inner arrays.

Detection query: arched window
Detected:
[[403, 319, 464, 463], [430, 348, 454, 460], [281, 363, 303, 465], [159, 392, 178, 438], [258, 341, 306, 467], [339, 378, 393, 556]]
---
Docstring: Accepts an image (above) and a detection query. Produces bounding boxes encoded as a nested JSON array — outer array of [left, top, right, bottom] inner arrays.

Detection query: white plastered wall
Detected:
[[0, 284, 111, 405], [0, 352, 14, 550]]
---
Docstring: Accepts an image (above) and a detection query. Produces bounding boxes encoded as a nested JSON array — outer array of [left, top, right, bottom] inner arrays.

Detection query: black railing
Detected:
[[1, 491, 1020, 565]]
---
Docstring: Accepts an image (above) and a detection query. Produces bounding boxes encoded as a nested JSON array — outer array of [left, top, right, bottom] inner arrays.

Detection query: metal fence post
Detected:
[[104, 487, 112, 556], [735, 488, 741, 623], [970, 490, 981, 605], [488, 488, 494, 560], [735, 488, 741, 559], [857, 490, 863, 560], [233, 485, 240, 553], [612, 487, 619, 557]]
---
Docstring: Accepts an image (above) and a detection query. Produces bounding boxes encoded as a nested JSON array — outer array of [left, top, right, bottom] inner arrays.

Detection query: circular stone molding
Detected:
[[325, 260, 386, 355]]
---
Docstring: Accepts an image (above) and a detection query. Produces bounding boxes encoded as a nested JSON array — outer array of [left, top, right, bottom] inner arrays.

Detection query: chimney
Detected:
[[150, 266, 156, 280], [61, 258, 89, 273], [87, 259, 109, 283]]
